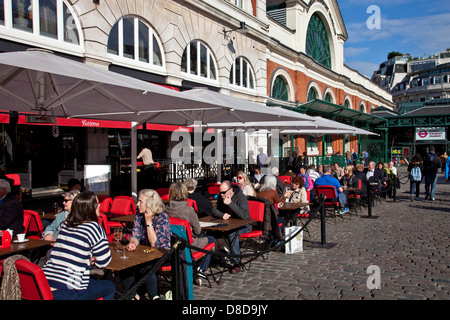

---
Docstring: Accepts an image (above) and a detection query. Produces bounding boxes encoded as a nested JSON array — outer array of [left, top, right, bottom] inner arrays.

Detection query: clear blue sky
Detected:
[[338, 0, 450, 78]]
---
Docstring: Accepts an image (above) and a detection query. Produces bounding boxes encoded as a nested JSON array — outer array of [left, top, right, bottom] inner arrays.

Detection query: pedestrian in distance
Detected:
[[407, 154, 424, 201], [423, 146, 442, 201]]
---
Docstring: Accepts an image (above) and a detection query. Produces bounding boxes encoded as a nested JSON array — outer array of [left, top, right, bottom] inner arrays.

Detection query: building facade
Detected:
[[0, 0, 393, 194]]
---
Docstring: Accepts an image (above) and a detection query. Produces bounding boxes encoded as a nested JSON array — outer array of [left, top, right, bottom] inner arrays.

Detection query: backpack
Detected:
[[410, 166, 422, 182], [426, 153, 438, 171]]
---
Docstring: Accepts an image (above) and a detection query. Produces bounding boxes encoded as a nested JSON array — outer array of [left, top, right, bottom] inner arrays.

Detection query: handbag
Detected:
[[284, 224, 303, 254]]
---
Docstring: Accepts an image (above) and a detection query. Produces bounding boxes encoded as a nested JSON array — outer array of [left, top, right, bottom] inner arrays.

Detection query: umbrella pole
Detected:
[[131, 122, 138, 201]]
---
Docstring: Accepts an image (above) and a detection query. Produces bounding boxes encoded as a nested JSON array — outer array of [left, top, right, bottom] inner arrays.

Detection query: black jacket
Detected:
[[212, 185, 251, 230], [0, 195, 24, 235], [424, 152, 442, 174]]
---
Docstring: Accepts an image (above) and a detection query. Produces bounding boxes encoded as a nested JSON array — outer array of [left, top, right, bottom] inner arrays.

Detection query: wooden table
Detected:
[[105, 243, 168, 272], [199, 216, 255, 232], [0, 238, 54, 259], [278, 202, 311, 211], [110, 214, 136, 224]]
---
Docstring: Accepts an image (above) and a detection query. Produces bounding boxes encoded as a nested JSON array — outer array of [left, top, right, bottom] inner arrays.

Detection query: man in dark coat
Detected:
[[0, 179, 24, 236], [212, 181, 250, 273]]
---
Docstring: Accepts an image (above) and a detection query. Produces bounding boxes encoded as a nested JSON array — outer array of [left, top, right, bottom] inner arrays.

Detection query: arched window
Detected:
[[359, 104, 366, 113], [324, 92, 333, 103], [271, 76, 289, 101], [306, 13, 331, 69], [307, 87, 318, 101], [344, 99, 350, 108], [229, 56, 255, 89], [1, 0, 81, 46], [181, 40, 217, 80], [108, 16, 163, 67]]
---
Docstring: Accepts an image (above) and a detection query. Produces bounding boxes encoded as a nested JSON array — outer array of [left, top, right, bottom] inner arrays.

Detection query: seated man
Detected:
[[185, 178, 213, 218], [0, 179, 24, 236], [314, 165, 348, 214], [212, 180, 251, 274]]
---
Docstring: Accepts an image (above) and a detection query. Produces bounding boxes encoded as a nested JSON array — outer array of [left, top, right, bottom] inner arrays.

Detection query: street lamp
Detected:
[[223, 22, 249, 39]]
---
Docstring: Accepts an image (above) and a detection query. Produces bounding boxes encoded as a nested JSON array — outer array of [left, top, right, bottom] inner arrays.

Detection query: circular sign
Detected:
[[418, 130, 428, 138]]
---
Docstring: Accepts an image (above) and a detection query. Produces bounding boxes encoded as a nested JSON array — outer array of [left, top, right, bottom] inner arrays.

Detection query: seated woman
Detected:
[[286, 176, 310, 215], [165, 182, 215, 277], [43, 191, 115, 300], [340, 165, 361, 200], [250, 165, 265, 190], [236, 170, 257, 197], [257, 175, 288, 230], [121, 189, 172, 300]]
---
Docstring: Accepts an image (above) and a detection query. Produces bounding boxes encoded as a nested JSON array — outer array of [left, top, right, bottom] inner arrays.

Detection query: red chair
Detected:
[[161, 217, 216, 287], [0, 258, 53, 300], [347, 179, 362, 215], [22, 212, 32, 234], [206, 183, 220, 199], [239, 200, 266, 270], [98, 213, 116, 242], [109, 196, 136, 218], [5, 173, 21, 186], [278, 175, 292, 185], [155, 188, 170, 198], [185, 198, 198, 215], [98, 196, 113, 215], [314, 185, 343, 222], [23, 210, 44, 239]]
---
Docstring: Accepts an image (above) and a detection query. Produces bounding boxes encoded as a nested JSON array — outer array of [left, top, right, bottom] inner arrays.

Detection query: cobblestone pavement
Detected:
[[193, 167, 450, 300]]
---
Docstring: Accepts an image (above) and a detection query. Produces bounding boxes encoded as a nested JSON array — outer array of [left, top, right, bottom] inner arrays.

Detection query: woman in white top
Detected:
[[236, 170, 256, 196], [286, 176, 310, 214]]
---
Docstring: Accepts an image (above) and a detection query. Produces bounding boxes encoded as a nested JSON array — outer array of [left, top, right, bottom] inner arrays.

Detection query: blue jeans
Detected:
[[226, 226, 250, 265], [410, 181, 421, 197], [120, 262, 158, 298], [52, 279, 115, 300], [424, 173, 438, 199], [198, 236, 215, 272]]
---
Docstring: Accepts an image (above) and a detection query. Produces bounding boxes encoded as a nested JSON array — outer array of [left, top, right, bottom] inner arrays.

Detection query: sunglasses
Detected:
[[219, 188, 231, 195], [237, 176, 244, 180], [63, 198, 72, 203]]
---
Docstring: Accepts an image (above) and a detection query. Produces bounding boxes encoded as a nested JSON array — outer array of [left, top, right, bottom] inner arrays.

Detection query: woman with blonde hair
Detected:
[[121, 188, 171, 299], [236, 170, 256, 197]]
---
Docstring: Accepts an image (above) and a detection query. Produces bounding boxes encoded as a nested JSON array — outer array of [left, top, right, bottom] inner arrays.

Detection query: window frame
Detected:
[[181, 40, 218, 83], [229, 56, 255, 90]]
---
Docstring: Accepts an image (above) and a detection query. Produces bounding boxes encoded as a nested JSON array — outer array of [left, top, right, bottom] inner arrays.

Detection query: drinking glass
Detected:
[[53, 202, 59, 214], [120, 235, 130, 259], [113, 228, 123, 252]]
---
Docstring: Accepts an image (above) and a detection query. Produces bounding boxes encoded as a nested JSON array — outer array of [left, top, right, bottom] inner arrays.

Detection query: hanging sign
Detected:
[[415, 127, 446, 141]]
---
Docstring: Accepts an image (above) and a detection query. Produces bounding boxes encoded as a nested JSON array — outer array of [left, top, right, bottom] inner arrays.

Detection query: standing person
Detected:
[[407, 154, 424, 201], [445, 155, 450, 183], [287, 151, 298, 168], [43, 191, 115, 300], [361, 150, 367, 166], [121, 189, 172, 300], [137, 146, 155, 188], [441, 152, 448, 173], [257, 147, 269, 168], [0, 179, 24, 236], [352, 149, 357, 166], [212, 181, 251, 273], [345, 149, 353, 165], [423, 146, 442, 201], [302, 151, 309, 166]]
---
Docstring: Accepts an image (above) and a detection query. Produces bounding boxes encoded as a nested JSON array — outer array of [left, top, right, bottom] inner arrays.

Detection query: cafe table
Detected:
[[199, 216, 255, 232], [105, 243, 168, 272], [277, 201, 311, 227], [0, 238, 54, 259]]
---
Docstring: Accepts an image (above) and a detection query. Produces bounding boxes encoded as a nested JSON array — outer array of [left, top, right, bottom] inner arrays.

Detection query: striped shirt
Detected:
[[43, 221, 111, 292]]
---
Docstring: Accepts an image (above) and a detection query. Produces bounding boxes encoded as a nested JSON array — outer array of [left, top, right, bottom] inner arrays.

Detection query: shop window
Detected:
[[271, 75, 289, 101], [4, 0, 80, 45], [107, 16, 163, 67], [181, 40, 217, 80], [229, 56, 255, 90]]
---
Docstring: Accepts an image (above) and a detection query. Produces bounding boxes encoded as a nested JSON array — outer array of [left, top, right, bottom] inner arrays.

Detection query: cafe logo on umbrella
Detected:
[[418, 130, 428, 138]]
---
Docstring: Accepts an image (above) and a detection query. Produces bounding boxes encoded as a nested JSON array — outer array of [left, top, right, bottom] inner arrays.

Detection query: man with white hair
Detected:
[[271, 167, 286, 198], [0, 179, 24, 235]]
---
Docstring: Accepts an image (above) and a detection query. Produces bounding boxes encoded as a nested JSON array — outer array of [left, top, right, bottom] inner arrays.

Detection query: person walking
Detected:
[[423, 146, 442, 201], [407, 154, 424, 201], [445, 155, 450, 183]]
